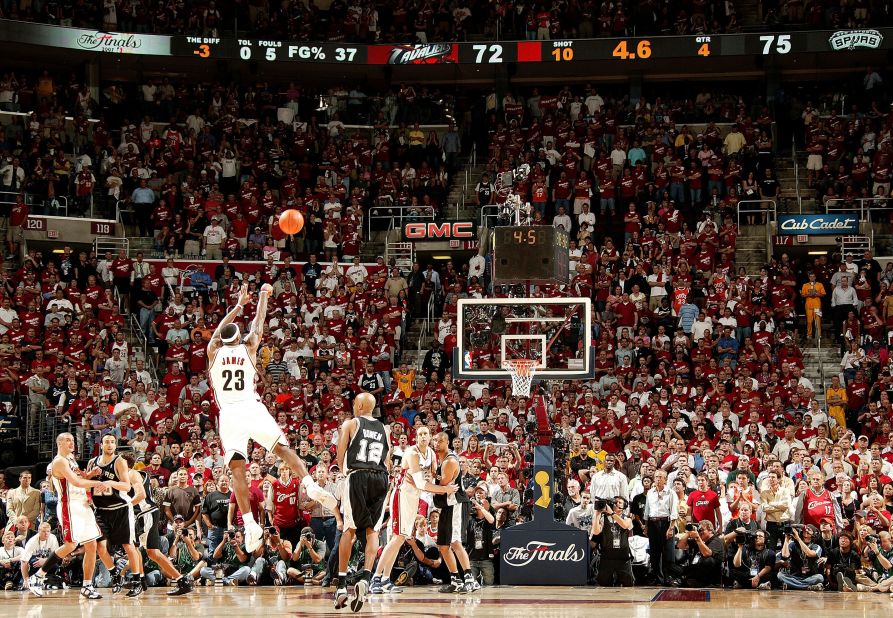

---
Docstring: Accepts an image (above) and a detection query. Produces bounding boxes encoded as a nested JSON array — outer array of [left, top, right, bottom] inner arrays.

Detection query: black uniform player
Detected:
[[130, 467, 193, 596], [432, 432, 478, 593], [334, 392, 391, 612], [87, 435, 144, 597]]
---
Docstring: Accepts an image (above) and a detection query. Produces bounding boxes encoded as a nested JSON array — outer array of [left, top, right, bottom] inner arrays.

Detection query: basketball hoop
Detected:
[[503, 359, 539, 398]]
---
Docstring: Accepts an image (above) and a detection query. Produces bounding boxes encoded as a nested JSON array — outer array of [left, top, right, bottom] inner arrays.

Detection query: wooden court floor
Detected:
[[3, 585, 892, 617]]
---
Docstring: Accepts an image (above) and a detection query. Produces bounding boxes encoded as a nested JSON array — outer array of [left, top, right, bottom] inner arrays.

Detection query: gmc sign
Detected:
[[402, 221, 477, 241]]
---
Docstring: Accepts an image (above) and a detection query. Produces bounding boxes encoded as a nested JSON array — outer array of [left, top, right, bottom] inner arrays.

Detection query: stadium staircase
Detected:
[[801, 341, 841, 408]]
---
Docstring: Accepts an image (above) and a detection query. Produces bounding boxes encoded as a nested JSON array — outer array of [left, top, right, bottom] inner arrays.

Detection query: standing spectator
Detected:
[[202, 216, 226, 260], [134, 279, 159, 344], [644, 470, 677, 585], [163, 468, 202, 527], [5, 472, 40, 529], [130, 178, 156, 236], [831, 276, 859, 344], [6, 194, 27, 259], [801, 271, 826, 340]]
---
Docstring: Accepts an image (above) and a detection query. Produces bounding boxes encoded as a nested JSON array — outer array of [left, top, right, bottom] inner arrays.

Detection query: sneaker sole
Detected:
[[351, 580, 368, 613], [334, 592, 348, 610]]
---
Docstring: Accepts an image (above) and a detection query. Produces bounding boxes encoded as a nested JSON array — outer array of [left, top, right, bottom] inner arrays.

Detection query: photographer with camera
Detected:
[[827, 531, 861, 591], [854, 531, 893, 593], [723, 502, 759, 570], [255, 526, 294, 586], [729, 529, 775, 589], [199, 528, 250, 586], [167, 525, 206, 583], [667, 520, 725, 588], [466, 482, 497, 586], [589, 496, 635, 587], [777, 524, 824, 591], [285, 526, 326, 585]]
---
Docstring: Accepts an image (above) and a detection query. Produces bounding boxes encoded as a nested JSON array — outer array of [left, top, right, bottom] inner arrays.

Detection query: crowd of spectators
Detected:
[[0, 69, 462, 261], [474, 85, 779, 235], [759, 0, 890, 29], [0, 0, 743, 43]]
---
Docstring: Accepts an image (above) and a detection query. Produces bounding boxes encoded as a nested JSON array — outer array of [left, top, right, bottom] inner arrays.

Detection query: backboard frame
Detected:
[[454, 296, 593, 381]]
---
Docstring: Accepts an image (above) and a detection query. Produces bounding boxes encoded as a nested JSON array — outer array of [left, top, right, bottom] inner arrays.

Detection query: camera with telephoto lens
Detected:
[[741, 529, 759, 544], [302, 531, 315, 542], [783, 524, 804, 535], [685, 523, 698, 532], [867, 534, 880, 544], [593, 498, 611, 511]]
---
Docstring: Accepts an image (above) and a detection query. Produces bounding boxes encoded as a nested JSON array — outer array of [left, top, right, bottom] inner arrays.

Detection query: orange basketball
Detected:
[[279, 209, 305, 235]]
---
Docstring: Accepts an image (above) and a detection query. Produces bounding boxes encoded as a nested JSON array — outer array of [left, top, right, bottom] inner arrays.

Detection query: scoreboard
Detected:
[[493, 226, 570, 285], [0, 20, 887, 64], [168, 29, 890, 65]]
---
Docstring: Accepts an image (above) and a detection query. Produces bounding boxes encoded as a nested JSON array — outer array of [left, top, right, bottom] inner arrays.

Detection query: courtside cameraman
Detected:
[[589, 496, 634, 587]]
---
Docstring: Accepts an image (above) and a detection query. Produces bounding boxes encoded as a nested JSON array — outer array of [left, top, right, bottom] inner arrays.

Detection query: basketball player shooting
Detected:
[[208, 283, 337, 553]]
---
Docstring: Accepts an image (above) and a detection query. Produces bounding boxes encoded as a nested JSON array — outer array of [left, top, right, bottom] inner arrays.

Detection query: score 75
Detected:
[[759, 34, 792, 54]]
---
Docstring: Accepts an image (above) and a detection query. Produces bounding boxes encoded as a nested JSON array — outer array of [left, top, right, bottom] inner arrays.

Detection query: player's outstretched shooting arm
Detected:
[[208, 283, 251, 359], [245, 283, 272, 352]]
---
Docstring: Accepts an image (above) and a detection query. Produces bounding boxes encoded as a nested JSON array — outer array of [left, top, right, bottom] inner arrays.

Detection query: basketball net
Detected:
[[503, 359, 539, 398]]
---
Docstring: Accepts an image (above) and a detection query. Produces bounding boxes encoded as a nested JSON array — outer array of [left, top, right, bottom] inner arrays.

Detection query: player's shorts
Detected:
[[95, 505, 135, 546], [135, 508, 161, 551], [219, 400, 288, 464], [806, 154, 823, 171], [342, 469, 389, 531], [436, 501, 470, 546], [57, 497, 101, 545], [390, 484, 422, 537]]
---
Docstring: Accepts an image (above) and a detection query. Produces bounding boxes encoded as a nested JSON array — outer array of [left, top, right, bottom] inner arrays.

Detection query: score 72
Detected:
[[472, 44, 503, 63], [759, 34, 792, 54]]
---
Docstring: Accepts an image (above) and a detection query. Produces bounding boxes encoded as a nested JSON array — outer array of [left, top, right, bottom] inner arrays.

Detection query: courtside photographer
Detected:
[[589, 496, 634, 587]]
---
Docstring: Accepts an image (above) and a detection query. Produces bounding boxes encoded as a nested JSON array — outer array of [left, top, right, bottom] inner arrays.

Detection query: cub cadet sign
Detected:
[[777, 215, 859, 236], [403, 221, 476, 241]]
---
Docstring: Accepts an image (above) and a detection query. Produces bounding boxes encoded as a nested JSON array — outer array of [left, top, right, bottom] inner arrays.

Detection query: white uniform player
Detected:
[[390, 443, 435, 537], [207, 283, 336, 554], [52, 454, 102, 546], [208, 338, 288, 463], [29, 432, 107, 600], [369, 426, 457, 595]]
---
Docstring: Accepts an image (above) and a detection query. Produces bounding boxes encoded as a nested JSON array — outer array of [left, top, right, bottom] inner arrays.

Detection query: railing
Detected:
[[825, 197, 892, 221], [95, 236, 130, 259], [366, 204, 435, 239], [791, 134, 802, 213], [26, 403, 74, 461], [128, 312, 159, 387], [415, 291, 437, 371], [480, 204, 500, 228], [736, 199, 777, 266]]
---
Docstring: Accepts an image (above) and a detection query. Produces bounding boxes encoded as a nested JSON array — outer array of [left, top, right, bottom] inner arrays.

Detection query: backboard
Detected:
[[454, 297, 593, 381]]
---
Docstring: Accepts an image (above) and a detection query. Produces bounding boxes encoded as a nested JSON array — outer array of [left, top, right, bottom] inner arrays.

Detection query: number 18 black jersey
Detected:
[[345, 416, 389, 473]]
